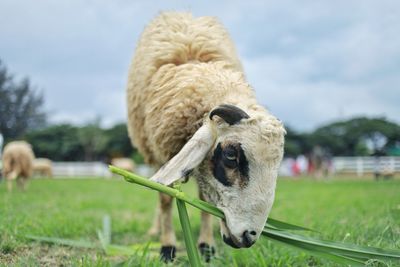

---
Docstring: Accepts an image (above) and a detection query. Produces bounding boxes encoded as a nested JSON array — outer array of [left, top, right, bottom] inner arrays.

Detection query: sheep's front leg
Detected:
[[159, 192, 176, 262], [147, 202, 160, 236], [198, 191, 215, 262]]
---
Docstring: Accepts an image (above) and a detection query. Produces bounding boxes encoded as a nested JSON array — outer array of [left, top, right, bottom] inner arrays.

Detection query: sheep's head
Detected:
[[151, 104, 285, 248]]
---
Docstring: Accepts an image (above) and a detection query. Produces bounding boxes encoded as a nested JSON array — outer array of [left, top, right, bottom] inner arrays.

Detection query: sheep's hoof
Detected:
[[199, 243, 215, 262], [160, 245, 176, 263]]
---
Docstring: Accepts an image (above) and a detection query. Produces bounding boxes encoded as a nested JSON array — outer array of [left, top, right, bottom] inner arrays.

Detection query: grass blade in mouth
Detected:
[[176, 198, 202, 267], [262, 229, 400, 262], [110, 166, 400, 265], [109, 165, 309, 230]]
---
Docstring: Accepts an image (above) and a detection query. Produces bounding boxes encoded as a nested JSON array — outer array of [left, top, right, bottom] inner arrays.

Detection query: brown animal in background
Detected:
[[33, 158, 53, 178], [2, 141, 35, 192]]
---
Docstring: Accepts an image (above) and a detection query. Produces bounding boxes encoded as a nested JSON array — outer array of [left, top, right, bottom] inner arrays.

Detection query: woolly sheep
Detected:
[[111, 157, 135, 172], [33, 158, 53, 178], [2, 141, 35, 192], [127, 12, 285, 262]]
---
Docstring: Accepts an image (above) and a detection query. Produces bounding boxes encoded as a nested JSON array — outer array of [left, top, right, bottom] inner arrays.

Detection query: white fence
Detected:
[[50, 162, 154, 178], [279, 156, 400, 177], [52, 162, 111, 178], [333, 156, 400, 176], [26, 157, 400, 178]]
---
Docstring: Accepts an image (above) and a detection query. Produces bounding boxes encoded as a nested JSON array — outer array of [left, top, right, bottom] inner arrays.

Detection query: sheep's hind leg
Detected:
[[16, 177, 26, 191], [198, 191, 215, 262], [159, 192, 176, 262], [7, 179, 13, 192]]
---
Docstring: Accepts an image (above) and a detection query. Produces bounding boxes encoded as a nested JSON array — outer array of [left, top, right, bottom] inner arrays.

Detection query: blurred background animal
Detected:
[[111, 157, 135, 172], [33, 158, 53, 178], [2, 141, 35, 192]]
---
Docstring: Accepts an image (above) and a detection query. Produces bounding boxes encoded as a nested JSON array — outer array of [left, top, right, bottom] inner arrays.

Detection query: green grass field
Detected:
[[1, 177, 399, 266]]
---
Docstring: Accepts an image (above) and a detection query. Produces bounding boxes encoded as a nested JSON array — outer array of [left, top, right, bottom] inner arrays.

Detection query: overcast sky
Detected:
[[1, 0, 399, 131]]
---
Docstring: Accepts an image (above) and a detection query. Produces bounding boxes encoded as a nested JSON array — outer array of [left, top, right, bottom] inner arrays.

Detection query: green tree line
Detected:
[[285, 117, 400, 157], [18, 117, 400, 161], [1, 58, 400, 161], [23, 122, 142, 163]]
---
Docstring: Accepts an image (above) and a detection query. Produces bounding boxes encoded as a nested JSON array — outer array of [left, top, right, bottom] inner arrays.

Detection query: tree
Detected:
[[284, 126, 304, 157], [104, 123, 135, 158], [310, 117, 400, 156], [25, 124, 84, 161], [77, 119, 108, 161], [25, 122, 143, 162], [0, 60, 46, 142]]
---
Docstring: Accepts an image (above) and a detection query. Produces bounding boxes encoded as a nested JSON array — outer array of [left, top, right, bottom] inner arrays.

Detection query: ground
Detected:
[[0, 176, 399, 266]]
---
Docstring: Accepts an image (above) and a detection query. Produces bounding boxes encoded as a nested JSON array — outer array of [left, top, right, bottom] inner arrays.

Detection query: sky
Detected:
[[1, 0, 399, 131]]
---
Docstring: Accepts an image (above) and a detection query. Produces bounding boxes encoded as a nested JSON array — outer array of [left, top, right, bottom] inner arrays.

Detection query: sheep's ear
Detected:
[[209, 104, 250, 125], [150, 124, 215, 185]]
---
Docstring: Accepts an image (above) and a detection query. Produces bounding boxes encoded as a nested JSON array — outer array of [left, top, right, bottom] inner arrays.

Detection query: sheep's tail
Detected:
[[7, 169, 19, 180], [3, 157, 21, 180]]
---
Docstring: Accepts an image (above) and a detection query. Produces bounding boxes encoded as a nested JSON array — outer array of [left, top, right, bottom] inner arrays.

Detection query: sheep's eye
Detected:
[[225, 152, 236, 161], [223, 147, 237, 168], [223, 147, 236, 160]]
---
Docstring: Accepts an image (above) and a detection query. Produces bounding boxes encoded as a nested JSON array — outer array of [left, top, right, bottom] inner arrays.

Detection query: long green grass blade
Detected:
[[176, 198, 202, 267], [263, 229, 400, 260], [109, 165, 310, 230], [266, 218, 314, 232], [110, 166, 400, 266]]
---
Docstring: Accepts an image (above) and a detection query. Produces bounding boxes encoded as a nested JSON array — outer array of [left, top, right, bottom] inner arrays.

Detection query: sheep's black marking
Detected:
[[222, 145, 238, 169], [211, 143, 250, 187], [211, 143, 232, 186], [209, 104, 250, 125], [237, 144, 249, 183], [199, 242, 215, 262], [182, 168, 193, 178], [181, 168, 193, 183], [223, 234, 240, 249], [160, 246, 176, 262]]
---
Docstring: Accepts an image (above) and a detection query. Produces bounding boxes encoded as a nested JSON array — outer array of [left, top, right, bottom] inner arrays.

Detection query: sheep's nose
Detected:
[[242, 230, 257, 248]]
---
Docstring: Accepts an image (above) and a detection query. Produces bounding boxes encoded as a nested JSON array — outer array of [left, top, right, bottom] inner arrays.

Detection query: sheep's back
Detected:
[[127, 12, 245, 165]]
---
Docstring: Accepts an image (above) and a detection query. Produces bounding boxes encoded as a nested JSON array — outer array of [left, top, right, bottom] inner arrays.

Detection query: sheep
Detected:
[[111, 157, 135, 172], [126, 12, 285, 262], [2, 141, 35, 192], [33, 158, 53, 178]]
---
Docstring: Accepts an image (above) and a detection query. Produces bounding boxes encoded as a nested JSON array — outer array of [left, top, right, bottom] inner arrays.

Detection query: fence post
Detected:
[[390, 157, 395, 173], [356, 157, 363, 177]]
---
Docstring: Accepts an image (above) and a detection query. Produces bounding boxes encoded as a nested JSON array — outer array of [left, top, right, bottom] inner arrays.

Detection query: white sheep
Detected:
[[127, 12, 285, 262], [2, 141, 35, 192], [111, 157, 135, 172], [33, 158, 53, 178]]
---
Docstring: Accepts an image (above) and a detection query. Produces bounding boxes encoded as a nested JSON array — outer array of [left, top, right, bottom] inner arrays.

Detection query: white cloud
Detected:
[[1, 0, 399, 131]]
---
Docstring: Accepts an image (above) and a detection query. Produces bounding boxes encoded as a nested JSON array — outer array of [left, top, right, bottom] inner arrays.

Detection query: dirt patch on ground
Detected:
[[0, 245, 98, 266]]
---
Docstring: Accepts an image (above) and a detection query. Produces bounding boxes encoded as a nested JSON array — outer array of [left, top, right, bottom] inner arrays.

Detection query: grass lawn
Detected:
[[0, 176, 399, 266]]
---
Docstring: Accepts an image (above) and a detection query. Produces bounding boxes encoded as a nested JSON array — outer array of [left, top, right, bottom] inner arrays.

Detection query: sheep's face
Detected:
[[196, 111, 285, 248], [150, 104, 285, 249]]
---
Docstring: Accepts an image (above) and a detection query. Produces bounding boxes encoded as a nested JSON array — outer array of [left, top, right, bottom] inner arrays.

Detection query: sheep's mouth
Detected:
[[222, 233, 241, 248], [220, 219, 242, 249]]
